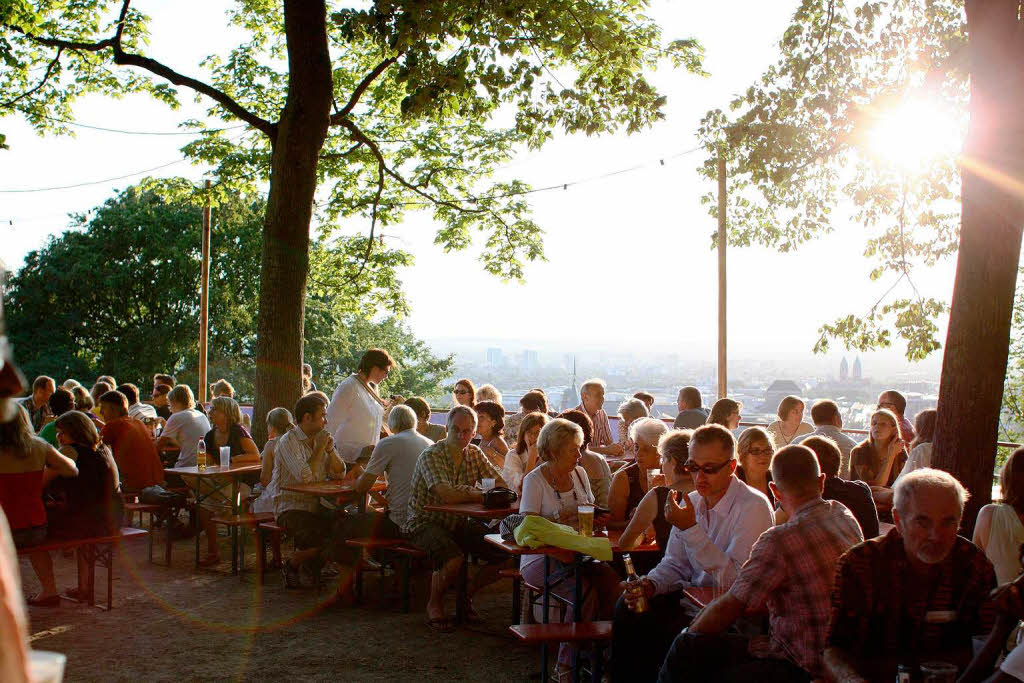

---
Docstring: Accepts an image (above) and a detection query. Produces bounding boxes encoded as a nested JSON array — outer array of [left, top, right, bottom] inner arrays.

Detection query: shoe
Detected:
[[426, 617, 455, 633], [27, 594, 60, 607], [282, 561, 302, 589]]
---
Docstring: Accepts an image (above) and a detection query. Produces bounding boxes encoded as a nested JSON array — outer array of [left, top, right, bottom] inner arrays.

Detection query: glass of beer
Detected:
[[577, 505, 594, 537]]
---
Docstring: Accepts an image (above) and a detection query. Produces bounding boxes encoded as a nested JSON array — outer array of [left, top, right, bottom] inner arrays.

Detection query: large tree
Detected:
[[1, 1, 703, 440]]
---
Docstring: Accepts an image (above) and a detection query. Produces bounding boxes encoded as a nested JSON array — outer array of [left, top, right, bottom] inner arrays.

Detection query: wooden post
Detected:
[[199, 179, 211, 404], [717, 153, 727, 400]]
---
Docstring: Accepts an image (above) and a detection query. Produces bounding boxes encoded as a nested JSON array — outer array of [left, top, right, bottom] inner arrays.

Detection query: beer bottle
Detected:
[[623, 553, 648, 613], [197, 438, 207, 470]]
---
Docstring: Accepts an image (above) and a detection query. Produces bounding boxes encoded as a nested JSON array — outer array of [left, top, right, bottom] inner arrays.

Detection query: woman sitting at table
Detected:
[[502, 412, 549, 495], [616, 397, 649, 460], [557, 410, 612, 509], [608, 418, 669, 529], [504, 389, 548, 446], [209, 379, 250, 430], [706, 398, 741, 430], [250, 407, 294, 516], [765, 395, 812, 448], [156, 385, 211, 468], [735, 426, 776, 507], [519, 418, 620, 677], [474, 400, 508, 469], [326, 349, 394, 466], [618, 429, 695, 572], [850, 409, 906, 488], [452, 378, 476, 408]]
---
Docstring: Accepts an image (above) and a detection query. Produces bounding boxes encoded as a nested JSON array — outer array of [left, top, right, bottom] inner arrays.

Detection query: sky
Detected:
[[0, 1, 960, 374]]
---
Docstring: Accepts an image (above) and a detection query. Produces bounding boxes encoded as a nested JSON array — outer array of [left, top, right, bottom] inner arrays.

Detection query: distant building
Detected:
[[764, 379, 803, 412], [560, 357, 580, 412], [486, 347, 503, 367], [852, 356, 863, 380], [839, 357, 849, 382], [521, 349, 540, 370]]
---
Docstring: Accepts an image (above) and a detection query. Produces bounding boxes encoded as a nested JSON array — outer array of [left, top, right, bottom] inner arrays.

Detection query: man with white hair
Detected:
[[576, 378, 620, 456], [823, 468, 996, 681]]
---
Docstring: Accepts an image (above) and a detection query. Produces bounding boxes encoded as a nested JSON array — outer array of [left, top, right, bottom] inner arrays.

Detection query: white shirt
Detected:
[[364, 429, 432, 529], [502, 448, 532, 495], [1002, 640, 1024, 680], [519, 466, 594, 571], [894, 442, 932, 482], [325, 375, 384, 463], [646, 475, 774, 595], [272, 426, 329, 517], [161, 409, 211, 467], [792, 425, 859, 480]]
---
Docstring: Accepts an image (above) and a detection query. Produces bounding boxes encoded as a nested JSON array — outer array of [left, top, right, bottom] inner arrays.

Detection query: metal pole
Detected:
[[717, 153, 727, 399], [199, 179, 211, 404]]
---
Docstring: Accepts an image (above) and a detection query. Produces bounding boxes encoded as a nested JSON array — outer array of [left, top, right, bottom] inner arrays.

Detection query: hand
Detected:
[[619, 577, 654, 609], [651, 472, 667, 488], [889, 437, 904, 455], [665, 491, 697, 531]]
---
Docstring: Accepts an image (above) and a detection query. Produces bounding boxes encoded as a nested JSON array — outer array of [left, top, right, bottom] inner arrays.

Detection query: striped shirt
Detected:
[[729, 498, 863, 676], [575, 404, 614, 450], [272, 426, 329, 517]]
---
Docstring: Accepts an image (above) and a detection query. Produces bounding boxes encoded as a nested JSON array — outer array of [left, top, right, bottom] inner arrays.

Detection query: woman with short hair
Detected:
[[502, 412, 549, 495], [325, 348, 395, 464], [706, 398, 742, 429], [850, 409, 906, 488], [558, 409, 612, 508], [474, 400, 508, 469], [616, 397, 649, 460], [766, 395, 812, 447], [476, 384, 502, 405], [452, 378, 476, 408], [735, 427, 777, 506], [608, 418, 669, 528]]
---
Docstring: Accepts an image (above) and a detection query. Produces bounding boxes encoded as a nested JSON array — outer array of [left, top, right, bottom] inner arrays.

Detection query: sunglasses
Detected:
[[682, 458, 735, 475], [455, 389, 471, 395]]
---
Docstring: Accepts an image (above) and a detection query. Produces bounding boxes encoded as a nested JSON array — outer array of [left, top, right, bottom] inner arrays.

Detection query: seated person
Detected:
[[616, 397, 649, 459], [250, 407, 294, 515], [974, 447, 1024, 585], [633, 391, 656, 415], [576, 379, 621, 456], [156, 385, 211, 467], [404, 397, 446, 443], [734, 426, 776, 507], [99, 390, 164, 492], [823, 468, 997, 682], [802, 435, 879, 538], [272, 393, 348, 588], [474, 400, 508, 469], [792, 399, 858, 478], [501, 411, 548, 495], [765, 395, 813, 448], [519, 418, 620, 677], [960, 545, 1024, 683], [402, 406, 506, 632], [210, 378, 251, 430], [37, 387, 75, 447], [611, 424, 774, 683], [609, 417, 669, 529], [658, 445, 863, 682], [151, 383, 173, 421], [504, 389, 548, 446], [557, 410, 612, 508]]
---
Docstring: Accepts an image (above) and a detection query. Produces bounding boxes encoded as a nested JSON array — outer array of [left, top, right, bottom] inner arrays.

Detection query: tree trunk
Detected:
[[252, 0, 333, 444], [932, 0, 1024, 534]]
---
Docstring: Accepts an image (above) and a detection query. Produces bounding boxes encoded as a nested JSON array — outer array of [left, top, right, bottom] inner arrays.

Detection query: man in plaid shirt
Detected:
[[658, 445, 864, 682], [403, 405, 506, 632]]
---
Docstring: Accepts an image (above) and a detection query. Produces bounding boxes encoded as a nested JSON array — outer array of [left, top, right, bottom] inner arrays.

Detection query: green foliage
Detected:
[[698, 0, 968, 360], [3, 179, 452, 400], [1002, 269, 1024, 445]]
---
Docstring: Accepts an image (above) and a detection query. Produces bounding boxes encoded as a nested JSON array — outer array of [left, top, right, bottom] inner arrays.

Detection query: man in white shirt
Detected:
[[792, 399, 859, 479], [610, 424, 774, 683]]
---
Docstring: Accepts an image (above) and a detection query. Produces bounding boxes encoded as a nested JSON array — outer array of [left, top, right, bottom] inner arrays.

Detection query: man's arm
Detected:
[[431, 482, 483, 504], [645, 527, 692, 595], [689, 592, 746, 635], [822, 647, 870, 683], [682, 497, 773, 587], [591, 442, 622, 457]]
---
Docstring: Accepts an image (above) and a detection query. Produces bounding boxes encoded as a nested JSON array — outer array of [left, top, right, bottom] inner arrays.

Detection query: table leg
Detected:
[[541, 554, 550, 680], [455, 549, 469, 624], [230, 478, 240, 575], [193, 477, 202, 568], [572, 556, 583, 683]]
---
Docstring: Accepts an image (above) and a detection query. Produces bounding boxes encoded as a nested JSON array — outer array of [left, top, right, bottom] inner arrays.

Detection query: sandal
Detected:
[[27, 594, 60, 607], [426, 617, 455, 633], [197, 554, 221, 567]]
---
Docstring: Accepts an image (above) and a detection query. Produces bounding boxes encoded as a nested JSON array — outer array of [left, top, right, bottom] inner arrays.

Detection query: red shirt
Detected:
[[101, 417, 163, 491]]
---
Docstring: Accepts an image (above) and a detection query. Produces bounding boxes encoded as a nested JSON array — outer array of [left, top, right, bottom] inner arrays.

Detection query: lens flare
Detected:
[[864, 98, 963, 170]]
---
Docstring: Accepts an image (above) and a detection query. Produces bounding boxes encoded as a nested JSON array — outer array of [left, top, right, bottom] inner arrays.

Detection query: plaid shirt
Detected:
[[403, 440, 501, 535], [576, 404, 614, 449], [729, 498, 863, 676], [827, 528, 996, 660]]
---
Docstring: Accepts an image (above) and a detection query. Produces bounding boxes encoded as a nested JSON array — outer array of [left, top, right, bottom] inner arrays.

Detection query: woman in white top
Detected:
[[895, 409, 937, 481], [519, 418, 620, 674], [250, 407, 294, 515], [766, 395, 813, 448], [156, 385, 211, 467], [502, 411, 548, 495], [974, 447, 1024, 584], [325, 349, 394, 464]]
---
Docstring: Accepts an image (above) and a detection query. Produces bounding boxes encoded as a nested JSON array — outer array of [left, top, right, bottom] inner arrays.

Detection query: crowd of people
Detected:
[[5, 350, 1024, 681]]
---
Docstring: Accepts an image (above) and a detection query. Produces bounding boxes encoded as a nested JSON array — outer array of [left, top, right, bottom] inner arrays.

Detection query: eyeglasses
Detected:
[[744, 448, 773, 457], [682, 458, 735, 475]]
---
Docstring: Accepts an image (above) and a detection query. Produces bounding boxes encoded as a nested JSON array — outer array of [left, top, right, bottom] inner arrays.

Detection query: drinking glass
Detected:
[[578, 505, 594, 537], [29, 651, 66, 683], [919, 661, 958, 683], [219, 446, 231, 469], [481, 477, 495, 491]]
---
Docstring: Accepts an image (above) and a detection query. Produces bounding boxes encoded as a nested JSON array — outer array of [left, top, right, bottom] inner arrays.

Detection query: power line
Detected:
[[14, 108, 247, 136], [0, 158, 192, 193]]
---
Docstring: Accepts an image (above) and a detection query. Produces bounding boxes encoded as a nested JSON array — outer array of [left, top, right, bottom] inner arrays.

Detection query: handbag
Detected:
[[138, 484, 187, 507], [483, 486, 518, 509]]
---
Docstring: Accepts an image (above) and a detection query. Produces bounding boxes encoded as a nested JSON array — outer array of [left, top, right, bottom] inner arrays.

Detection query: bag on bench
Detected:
[[139, 485, 187, 507]]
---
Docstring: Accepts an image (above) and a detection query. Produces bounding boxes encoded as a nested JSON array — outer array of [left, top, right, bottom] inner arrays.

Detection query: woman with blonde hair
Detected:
[[735, 427, 777, 506], [974, 447, 1024, 584], [850, 409, 906, 488], [210, 379, 250, 430], [251, 407, 295, 516], [766, 395, 812, 447]]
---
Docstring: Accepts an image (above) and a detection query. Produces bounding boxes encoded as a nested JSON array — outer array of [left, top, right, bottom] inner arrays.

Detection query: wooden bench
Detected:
[[256, 521, 285, 585], [344, 537, 426, 612], [498, 567, 524, 624], [211, 512, 275, 575], [122, 488, 195, 567], [17, 527, 148, 611], [510, 621, 613, 682]]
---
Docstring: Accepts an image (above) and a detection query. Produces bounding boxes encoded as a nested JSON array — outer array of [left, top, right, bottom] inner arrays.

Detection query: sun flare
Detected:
[[865, 98, 963, 171]]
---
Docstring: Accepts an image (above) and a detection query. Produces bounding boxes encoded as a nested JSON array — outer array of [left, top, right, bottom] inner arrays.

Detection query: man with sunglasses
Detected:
[[610, 424, 774, 682]]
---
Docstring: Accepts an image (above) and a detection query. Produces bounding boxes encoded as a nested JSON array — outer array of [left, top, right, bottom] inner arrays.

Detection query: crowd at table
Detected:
[[4, 346, 1024, 681]]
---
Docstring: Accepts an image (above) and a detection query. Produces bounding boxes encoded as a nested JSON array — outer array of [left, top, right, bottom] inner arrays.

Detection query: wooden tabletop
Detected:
[[483, 528, 658, 556], [423, 501, 520, 519], [280, 480, 386, 496], [165, 463, 262, 477]]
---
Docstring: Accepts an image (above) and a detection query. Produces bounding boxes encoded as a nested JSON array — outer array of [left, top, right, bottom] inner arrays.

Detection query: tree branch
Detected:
[[0, 47, 63, 109], [329, 55, 399, 125]]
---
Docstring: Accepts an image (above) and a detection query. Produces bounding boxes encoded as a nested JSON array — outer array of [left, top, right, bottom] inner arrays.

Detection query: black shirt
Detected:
[[823, 475, 880, 538]]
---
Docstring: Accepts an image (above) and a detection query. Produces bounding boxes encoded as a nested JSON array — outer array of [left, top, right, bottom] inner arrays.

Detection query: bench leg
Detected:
[[147, 511, 155, 564], [512, 576, 522, 625], [257, 528, 267, 585]]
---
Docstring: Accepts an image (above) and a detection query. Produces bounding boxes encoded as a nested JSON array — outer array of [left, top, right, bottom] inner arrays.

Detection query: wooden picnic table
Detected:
[[423, 501, 520, 519], [483, 528, 658, 556]]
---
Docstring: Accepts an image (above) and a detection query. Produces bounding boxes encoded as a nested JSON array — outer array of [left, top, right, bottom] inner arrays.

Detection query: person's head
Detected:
[[557, 409, 594, 451], [630, 417, 669, 469], [293, 392, 329, 435], [98, 390, 129, 422], [62, 379, 81, 390], [893, 468, 969, 567], [809, 399, 842, 428], [476, 384, 502, 405], [209, 396, 242, 431], [617, 398, 649, 440], [266, 407, 295, 439], [658, 429, 693, 486], [387, 404, 417, 434], [357, 348, 396, 385], [210, 379, 235, 399], [47, 386, 75, 417], [801, 435, 842, 478], [537, 418, 584, 475], [153, 373, 176, 389], [686, 424, 738, 502], [706, 398, 741, 429], [115, 383, 139, 406], [516, 412, 550, 454], [151, 383, 171, 405], [768, 445, 826, 515], [474, 400, 504, 439], [446, 405, 478, 450], [453, 379, 476, 407], [877, 390, 908, 417], [737, 426, 775, 477], [90, 381, 114, 406], [911, 409, 937, 450], [96, 375, 117, 389], [869, 409, 900, 447], [30, 375, 55, 406], [71, 386, 94, 413], [677, 386, 702, 413], [520, 390, 548, 415], [54, 410, 101, 451], [403, 396, 432, 428], [0, 406, 32, 455], [580, 378, 606, 415], [301, 363, 314, 394], [633, 391, 655, 412], [302, 363, 313, 379], [167, 384, 196, 412], [776, 395, 805, 424], [1000, 447, 1024, 509]]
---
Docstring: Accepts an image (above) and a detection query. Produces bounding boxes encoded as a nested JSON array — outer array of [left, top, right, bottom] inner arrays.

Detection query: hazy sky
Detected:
[[0, 1, 958, 371]]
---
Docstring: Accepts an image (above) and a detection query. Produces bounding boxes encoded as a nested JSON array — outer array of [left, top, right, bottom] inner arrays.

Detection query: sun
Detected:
[[864, 98, 963, 171]]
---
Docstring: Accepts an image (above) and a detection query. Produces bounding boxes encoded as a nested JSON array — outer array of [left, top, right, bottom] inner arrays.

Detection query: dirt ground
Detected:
[[18, 527, 537, 682]]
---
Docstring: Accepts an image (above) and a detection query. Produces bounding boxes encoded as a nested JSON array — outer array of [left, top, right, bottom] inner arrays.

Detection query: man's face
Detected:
[[894, 487, 961, 566], [582, 386, 604, 414], [688, 439, 737, 501], [35, 381, 54, 407], [877, 392, 901, 416], [677, 395, 687, 413], [302, 404, 327, 433], [448, 413, 477, 451], [99, 402, 119, 423]]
